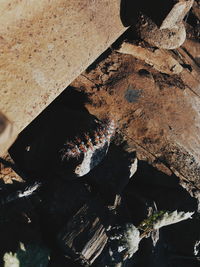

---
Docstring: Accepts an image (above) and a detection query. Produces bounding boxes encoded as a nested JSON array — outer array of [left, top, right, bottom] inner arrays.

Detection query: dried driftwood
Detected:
[[57, 198, 109, 266]]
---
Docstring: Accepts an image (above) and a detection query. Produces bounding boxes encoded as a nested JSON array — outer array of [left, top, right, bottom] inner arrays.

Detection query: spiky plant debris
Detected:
[[138, 210, 194, 238]]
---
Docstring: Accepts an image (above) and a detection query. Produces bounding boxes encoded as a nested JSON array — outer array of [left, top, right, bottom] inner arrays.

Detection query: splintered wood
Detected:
[[57, 199, 108, 265]]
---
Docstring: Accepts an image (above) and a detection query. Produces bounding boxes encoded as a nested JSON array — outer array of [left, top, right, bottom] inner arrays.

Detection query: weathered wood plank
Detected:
[[0, 0, 126, 155], [57, 198, 109, 266], [71, 39, 200, 190]]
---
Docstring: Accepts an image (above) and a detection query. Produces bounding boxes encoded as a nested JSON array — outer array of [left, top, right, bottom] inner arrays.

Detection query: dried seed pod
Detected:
[[59, 119, 116, 177]]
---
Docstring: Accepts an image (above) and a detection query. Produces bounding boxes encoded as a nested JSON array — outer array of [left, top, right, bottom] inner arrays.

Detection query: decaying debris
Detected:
[[71, 42, 200, 192], [194, 240, 200, 257], [0, 181, 41, 206], [129, 157, 138, 179], [3, 252, 19, 267], [107, 194, 122, 211], [0, 154, 23, 184], [0, 2, 199, 266], [97, 208, 195, 266], [117, 42, 183, 75], [136, 209, 195, 256], [106, 223, 141, 263], [60, 119, 116, 177], [136, 0, 194, 49], [57, 198, 109, 266], [138, 210, 194, 236]]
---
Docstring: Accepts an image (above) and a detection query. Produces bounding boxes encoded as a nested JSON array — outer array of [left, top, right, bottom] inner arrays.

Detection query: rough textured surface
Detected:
[[57, 199, 108, 266], [0, 154, 23, 184], [136, 0, 194, 49], [0, 2, 199, 266], [59, 119, 115, 177], [0, 0, 126, 156], [118, 42, 183, 74], [71, 40, 200, 189]]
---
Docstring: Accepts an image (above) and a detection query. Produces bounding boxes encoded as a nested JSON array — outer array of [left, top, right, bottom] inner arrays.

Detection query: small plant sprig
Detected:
[[138, 210, 194, 239], [138, 210, 166, 238]]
